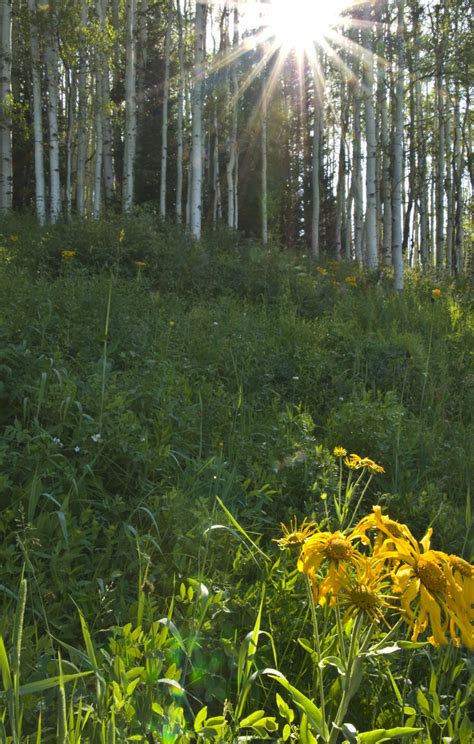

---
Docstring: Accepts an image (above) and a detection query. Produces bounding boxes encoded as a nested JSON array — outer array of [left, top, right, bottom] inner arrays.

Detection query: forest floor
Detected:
[[0, 214, 472, 742]]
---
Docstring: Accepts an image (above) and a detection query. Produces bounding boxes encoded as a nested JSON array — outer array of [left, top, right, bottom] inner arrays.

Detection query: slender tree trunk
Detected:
[[0, 0, 13, 212], [444, 93, 454, 274], [261, 60, 268, 245], [364, 27, 378, 269], [352, 84, 363, 265], [123, 0, 137, 212], [212, 104, 222, 226], [27, 0, 46, 223], [160, 2, 172, 218], [101, 0, 114, 207], [434, 2, 446, 271], [66, 69, 75, 218], [176, 0, 185, 222], [379, 23, 392, 267], [453, 81, 463, 272], [45, 21, 61, 222], [190, 0, 206, 238], [76, 1, 89, 215], [391, 0, 405, 290], [335, 93, 347, 260]]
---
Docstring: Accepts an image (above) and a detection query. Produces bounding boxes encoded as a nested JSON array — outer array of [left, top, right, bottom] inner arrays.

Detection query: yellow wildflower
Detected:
[[298, 529, 362, 604], [9, 234, 18, 242], [344, 454, 384, 474], [274, 517, 318, 550], [344, 453, 363, 469], [337, 557, 396, 626], [344, 275, 357, 286], [333, 446, 347, 458], [134, 260, 147, 269], [62, 250, 76, 258], [375, 524, 472, 648], [38, 3, 49, 10], [316, 266, 328, 276], [431, 288, 441, 300]]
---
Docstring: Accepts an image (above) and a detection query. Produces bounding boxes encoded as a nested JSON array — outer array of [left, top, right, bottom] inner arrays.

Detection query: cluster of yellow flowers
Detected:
[[62, 250, 76, 259], [276, 506, 473, 649]]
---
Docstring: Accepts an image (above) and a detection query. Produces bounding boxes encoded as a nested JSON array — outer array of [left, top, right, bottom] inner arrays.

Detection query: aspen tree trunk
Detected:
[[352, 85, 364, 265], [93, 0, 105, 218], [160, 1, 172, 219], [0, 0, 13, 213], [453, 81, 463, 272], [66, 70, 75, 218], [176, 0, 185, 222], [311, 85, 322, 261], [379, 18, 391, 266], [111, 0, 123, 193], [45, 21, 61, 222], [364, 29, 378, 269], [136, 0, 148, 116], [101, 0, 114, 207], [335, 92, 347, 260], [212, 105, 222, 226], [392, 0, 405, 290], [230, 4, 239, 228], [261, 60, 268, 245], [434, 2, 446, 271], [76, 1, 89, 215], [190, 0, 206, 238], [27, 0, 46, 223], [444, 96, 454, 274], [123, 0, 137, 213]]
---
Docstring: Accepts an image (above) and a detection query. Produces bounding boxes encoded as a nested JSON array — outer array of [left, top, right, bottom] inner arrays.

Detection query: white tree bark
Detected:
[[66, 70, 75, 218], [160, 1, 172, 218], [27, 0, 46, 223], [190, 0, 206, 238], [176, 0, 185, 222], [123, 0, 137, 212], [364, 31, 378, 268], [76, 1, 89, 215], [0, 0, 13, 212], [352, 85, 363, 265], [45, 21, 61, 222], [392, 0, 405, 290], [261, 60, 268, 245]]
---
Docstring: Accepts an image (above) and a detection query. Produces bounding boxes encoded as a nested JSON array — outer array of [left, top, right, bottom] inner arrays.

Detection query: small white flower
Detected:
[[91, 433, 102, 443], [74, 445, 81, 453], [52, 437, 63, 447], [292, 376, 299, 380], [213, 321, 218, 326]]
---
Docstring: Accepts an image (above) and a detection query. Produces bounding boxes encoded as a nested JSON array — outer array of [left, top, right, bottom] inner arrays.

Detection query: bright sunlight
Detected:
[[262, 0, 351, 52]]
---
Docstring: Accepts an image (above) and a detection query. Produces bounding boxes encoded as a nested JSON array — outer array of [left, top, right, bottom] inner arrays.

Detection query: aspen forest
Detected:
[[0, 2, 473, 742]]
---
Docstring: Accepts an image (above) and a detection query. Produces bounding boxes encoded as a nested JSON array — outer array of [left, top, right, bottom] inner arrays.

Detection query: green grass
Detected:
[[0, 213, 472, 741]]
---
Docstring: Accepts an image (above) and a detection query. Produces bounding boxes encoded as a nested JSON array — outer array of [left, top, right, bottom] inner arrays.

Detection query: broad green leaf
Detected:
[[358, 727, 423, 742], [0, 635, 12, 691], [239, 709, 265, 727], [194, 705, 208, 731]]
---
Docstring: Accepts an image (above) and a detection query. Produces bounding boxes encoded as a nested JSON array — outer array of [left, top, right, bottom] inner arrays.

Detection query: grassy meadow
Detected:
[[0, 214, 472, 742]]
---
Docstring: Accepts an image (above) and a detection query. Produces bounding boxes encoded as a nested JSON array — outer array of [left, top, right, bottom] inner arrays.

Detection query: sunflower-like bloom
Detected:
[[298, 530, 362, 604], [375, 525, 472, 648], [337, 557, 397, 626], [274, 517, 318, 550], [333, 446, 347, 458], [352, 505, 413, 550], [444, 555, 474, 636], [344, 454, 384, 474], [431, 288, 442, 300]]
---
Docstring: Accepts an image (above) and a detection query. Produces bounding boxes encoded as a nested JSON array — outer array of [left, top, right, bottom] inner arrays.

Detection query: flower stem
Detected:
[[328, 612, 368, 744], [304, 574, 326, 730]]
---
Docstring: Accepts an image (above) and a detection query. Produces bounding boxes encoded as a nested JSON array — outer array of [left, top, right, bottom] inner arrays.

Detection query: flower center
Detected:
[[325, 537, 351, 561], [449, 556, 473, 578], [416, 558, 447, 593], [348, 585, 379, 611]]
